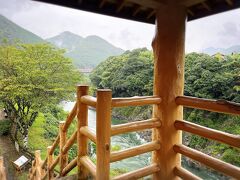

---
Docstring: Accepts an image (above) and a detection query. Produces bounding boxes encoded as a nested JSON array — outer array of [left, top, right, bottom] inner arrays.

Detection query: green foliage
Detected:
[[0, 42, 83, 147], [90, 49, 240, 167], [0, 15, 43, 44], [90, 48, 153, 97], [0, 119, 11, 135], [222, 148, 240, 166], [28, 113, 52, 159]]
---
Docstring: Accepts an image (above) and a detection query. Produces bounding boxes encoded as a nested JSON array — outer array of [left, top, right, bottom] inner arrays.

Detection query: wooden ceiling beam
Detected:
[[187, 9, 194, 16], [147, 10, 156, 19], [132, 6, 142, 16], [201, 2, 211, 11], [181, 0, 206, 7], [226, 0, 233, 6], [99, 0, 107, 8], [124, 0, 207, 10], [125, 0, 165, 10], [116, 0, 126, 13]]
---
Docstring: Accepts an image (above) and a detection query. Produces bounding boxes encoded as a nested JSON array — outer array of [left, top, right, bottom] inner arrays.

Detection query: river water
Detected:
[[63, 102, 227, 179]]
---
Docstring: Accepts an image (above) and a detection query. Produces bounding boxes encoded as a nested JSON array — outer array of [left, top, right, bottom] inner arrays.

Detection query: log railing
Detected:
[[28, 87, 240, 179], [28, 85, 162, 180], [0, 157, 6, 180], [174, 95, 240, 179]]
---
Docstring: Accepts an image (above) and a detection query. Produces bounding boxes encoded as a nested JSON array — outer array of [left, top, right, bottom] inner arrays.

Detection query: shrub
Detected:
[[0, 119, 11, 135]]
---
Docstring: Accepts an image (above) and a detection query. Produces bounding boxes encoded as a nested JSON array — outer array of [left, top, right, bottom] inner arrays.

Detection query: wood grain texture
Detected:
[[81, 95, 97, 108], [173, 144, 240, 179], [112, 96, 161, 107], [80, 126, 96, 143], [77, 85, 89, 179], [62, 131, 77, 154], [113, 163, 160, 180], [176, 96, 240, 115], [62, 103, 77, 132], [35, 150, 42, 180], [110, 141, 160, 162], [175, 120, 240, 148], [62, 157, 77, 176], [96, 89, 112, 180], [111, 118, 161, 136], [80, 156, 96, 178], [49, 135, 60, 155], [59, 121, 68, 176], [174, 166, 201, 180], [151, 4, 187, 180], [0, 157, 6, 180]]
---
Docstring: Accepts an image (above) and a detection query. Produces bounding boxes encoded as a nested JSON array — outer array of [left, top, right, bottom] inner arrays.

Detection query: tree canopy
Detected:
[[90, 48, 240, 166], [0, 43, 83, 147]]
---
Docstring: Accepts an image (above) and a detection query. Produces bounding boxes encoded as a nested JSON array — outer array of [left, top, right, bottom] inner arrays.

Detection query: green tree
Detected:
[[0, 43, 83, 147]]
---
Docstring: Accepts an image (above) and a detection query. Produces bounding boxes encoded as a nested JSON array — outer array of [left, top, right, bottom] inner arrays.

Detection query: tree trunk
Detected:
[[23, 128, 29, 148]]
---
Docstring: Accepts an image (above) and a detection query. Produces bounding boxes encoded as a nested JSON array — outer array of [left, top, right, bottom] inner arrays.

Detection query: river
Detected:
[[62, 102, 228, 179]]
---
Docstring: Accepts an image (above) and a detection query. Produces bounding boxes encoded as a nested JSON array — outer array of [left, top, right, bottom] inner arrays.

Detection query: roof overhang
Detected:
[[34, 0, 240, 24]]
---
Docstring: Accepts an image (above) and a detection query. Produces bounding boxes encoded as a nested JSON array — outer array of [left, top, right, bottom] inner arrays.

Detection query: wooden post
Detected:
[[35, 150, 42, 180], [0, 157, 6, 180], [47, 146, 53, 180], [59, 121, 68, 176], [77, 85, 89, 179], [151, 4, 186, 180], [96, 89, 112, 180], [31, 161, 35, 180]]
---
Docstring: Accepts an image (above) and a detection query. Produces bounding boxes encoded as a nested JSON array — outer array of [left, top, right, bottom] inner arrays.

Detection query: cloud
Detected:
[[0, 0, 240, 52]]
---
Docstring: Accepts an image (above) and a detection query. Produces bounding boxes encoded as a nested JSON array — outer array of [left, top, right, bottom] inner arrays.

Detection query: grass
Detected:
[[28, 113, 53, 160]]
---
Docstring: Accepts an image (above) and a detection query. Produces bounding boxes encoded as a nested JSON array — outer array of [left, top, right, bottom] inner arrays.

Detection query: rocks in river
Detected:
[[138, 130, 152, 142]]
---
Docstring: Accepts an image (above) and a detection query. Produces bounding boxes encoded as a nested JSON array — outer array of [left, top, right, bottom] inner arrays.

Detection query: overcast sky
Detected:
[[0, 0, 240, 52]]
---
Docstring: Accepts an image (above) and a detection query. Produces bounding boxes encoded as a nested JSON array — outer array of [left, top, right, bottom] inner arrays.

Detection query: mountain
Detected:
[[202, 45, 240, 55], [0, 15, 124, 69], [0, 14, 44, 44], [47, 31, 124, 68]]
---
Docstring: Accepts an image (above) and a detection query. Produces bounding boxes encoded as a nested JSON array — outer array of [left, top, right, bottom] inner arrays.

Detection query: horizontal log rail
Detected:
[[0, 157, 6, 180], [62, 157, 78, 176], [81, 95, 97, 107], [29, 85, 240, 179], [173, 166, 201, 180], [62, 103, 77, 132], [176, 96, 240, 115], [62, 131, 77, 154], [49, 135, 60, 155], [41, 158, 47, 169], [49, 155, 60, 171], [175, 120, 240, 148], [173, 144, 240, 179], [80, 126, 97, 143], [112, 96, 162, 107], [111, 118, 161, 136], [110, 141, 160, 162], [113, 163, 160, 180], [41, 172, 47, 180], [80, 156, 96, 178]]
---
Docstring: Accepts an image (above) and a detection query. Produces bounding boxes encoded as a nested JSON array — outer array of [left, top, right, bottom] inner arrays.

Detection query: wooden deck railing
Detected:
[[174, 95, 240, 179], [28, 86, 240, 179], [0, 157, 6, 180]]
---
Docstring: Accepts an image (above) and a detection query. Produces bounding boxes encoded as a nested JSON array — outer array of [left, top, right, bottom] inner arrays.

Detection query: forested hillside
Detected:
[[0, 14, 44, 44], [0, 15, 124, 69], [47, 31, 124, 68], [90, 48, 240, 167]]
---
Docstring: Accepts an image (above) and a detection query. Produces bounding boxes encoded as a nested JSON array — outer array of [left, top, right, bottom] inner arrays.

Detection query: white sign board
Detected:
[[13, 156, 28, 168]]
